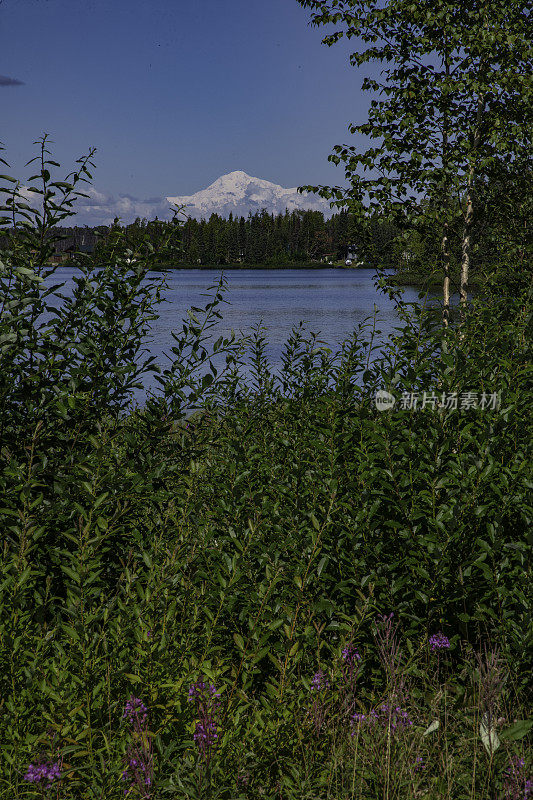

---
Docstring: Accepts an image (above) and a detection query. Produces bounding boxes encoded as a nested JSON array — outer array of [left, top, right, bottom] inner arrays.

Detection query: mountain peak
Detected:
[[208, 170, 257, 191], [223, 170, 252, 179], [167, 171, 330, 220]]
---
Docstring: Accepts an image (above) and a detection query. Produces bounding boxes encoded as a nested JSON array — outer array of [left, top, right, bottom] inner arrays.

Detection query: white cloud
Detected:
[[2, 185, 172, 226], [73, 188, 174, 226]]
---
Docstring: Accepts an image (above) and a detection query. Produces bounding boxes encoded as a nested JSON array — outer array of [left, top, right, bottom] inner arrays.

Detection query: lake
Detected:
[[45, 267, 430, 402]]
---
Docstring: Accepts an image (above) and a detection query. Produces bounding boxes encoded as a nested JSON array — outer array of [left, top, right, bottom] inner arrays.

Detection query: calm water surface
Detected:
[[46, 267, 428, 401], [151, 267, 422, 355]]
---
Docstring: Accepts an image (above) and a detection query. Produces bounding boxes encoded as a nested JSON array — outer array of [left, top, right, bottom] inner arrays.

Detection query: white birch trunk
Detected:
[[460, 177, 474, 316], [442, 223, 451, 328], [460, 96, 485, 321]]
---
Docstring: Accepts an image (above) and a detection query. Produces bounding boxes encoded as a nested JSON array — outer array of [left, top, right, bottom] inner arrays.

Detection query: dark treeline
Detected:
[[170, 209, 399, 266], [0, 210, 398, 268], [91, 209, 400, 267]]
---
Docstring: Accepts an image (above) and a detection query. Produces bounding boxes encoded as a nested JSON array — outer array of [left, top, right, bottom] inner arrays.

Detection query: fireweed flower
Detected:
[[351, 709, 378, 734], [122, 697, 153, 798], [122, 761, 151, 788], [123, 696, 148, 725], [23, 760, 61, 785], [341, 644, 362, 686], [188, 679, 220, 703], [429, 632, 451, 652], [236, 771, 251, 789], [342, 645, 361, 665], [350, 704, 412, 735], [338, 644, 362, 718], [193, 718, 219, 752], [503, 757, 533, 800], [310, 670, 330, 692], [308, 670, 331, 733], [188, 678, 221, 763], [379, 703, 413, 730]]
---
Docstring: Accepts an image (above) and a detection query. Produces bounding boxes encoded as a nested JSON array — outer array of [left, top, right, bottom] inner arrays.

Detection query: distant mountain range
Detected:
[[166, 171, 332, 220]]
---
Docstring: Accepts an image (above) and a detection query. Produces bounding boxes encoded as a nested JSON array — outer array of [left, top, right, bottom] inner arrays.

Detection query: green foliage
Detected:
[[296, 0, 532, 288], [0, 141, 531, 798]]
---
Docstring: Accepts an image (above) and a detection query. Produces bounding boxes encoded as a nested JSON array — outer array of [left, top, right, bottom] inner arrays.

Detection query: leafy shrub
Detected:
[[0, 142, 530, 798]]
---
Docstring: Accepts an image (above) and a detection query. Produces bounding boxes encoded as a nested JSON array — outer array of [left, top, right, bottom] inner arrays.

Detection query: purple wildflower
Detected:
[[342, 645, 361, 664], [188, 677, 221, 764], [340, 644, 362, 687], [429, 632, 451, 652], [193, 718, 219, 751], [122, 750, 153, 798], [379, 703, 413, 729], [413, 756, 425, 772], [188, 680, 220, 703], [23, 761, 61, 785], [122, 697, 153, 797], [123, 696, 148, 726], [504, 757, 533, 800], [310, 670, 330, 692], [351, 709, 379, 734], [350, 704, 412, 734], [338, 644, 362, 718], [236, 771, 251, 788], [308, 670, 331, 733]]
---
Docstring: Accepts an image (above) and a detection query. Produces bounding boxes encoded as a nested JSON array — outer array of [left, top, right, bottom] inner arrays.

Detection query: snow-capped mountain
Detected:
[[166, 171, 331, 220]]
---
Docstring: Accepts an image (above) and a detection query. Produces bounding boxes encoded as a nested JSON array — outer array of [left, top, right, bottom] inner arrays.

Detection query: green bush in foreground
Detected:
[[0, 143, 531, 798]]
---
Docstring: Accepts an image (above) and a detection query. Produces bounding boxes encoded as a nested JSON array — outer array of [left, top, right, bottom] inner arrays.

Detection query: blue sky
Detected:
[[1, 0, 373, 223]]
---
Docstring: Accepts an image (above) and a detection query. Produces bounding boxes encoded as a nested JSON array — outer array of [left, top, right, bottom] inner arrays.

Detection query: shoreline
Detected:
[[45, 261, 473, 290], [144, 264, 375, 272]]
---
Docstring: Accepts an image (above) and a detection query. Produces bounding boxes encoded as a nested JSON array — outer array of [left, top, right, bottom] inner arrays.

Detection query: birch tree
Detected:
[[296, 0, 532, 319]]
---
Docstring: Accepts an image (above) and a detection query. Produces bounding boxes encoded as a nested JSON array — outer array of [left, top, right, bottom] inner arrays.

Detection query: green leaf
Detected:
[[310, 513, 320, 531], [14, 267, 43, 281], [480, 713, 500, 755], [423, 720, 439, 736], [499, 720, 533, 741], [62, 624, 80, 642], [316, 556, 328, 577]]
